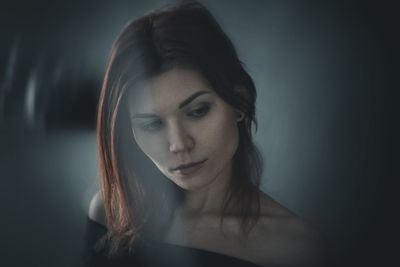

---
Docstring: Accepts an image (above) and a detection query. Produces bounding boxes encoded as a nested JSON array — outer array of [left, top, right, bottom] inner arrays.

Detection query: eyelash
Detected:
[[188, 105, 210, 118], [140, 104, 211, 132]]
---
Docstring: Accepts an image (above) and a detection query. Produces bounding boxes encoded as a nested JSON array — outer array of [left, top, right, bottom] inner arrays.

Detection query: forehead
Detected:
[[127, 68, 214, 114]]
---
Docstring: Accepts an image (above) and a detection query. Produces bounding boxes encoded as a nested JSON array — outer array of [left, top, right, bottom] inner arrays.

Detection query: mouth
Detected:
[[170, 159, 207, 175]]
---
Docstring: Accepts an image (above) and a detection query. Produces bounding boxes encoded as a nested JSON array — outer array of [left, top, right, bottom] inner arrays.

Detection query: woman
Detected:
[[85, 2, 326, 266]]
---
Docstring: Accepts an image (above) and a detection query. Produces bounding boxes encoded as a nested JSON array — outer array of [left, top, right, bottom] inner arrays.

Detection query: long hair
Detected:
[[97, 1, 264, 255]]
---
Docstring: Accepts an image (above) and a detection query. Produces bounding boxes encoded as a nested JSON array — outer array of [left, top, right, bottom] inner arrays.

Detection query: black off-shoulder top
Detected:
[[83, 217, 262, 267]]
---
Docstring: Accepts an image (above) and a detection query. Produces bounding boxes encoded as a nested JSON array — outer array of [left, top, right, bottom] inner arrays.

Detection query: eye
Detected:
[[188, 104, 210, 118], [140, 119, 163, 132]]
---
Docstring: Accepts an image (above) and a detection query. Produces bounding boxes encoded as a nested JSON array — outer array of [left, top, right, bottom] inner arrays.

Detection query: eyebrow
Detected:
[[178, 90, 210, 109], [131, 90, 211, 119]]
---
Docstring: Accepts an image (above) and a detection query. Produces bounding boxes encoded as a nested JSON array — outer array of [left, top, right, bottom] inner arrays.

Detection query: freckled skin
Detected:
[[127, 67, 239, 192]]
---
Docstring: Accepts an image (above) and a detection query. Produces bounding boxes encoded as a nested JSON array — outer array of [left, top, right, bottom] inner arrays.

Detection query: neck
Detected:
[[180, 161, 233, 218]]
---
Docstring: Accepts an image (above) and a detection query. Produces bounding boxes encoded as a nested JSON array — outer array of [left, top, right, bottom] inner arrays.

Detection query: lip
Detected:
[[171, 159, 207, 175]]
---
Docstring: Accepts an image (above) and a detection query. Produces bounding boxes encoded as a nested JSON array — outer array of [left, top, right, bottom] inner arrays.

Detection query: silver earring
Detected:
[[236, 111, 244, 122]]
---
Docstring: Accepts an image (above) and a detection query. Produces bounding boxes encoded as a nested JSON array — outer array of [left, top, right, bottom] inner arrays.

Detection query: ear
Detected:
[[233, 85, 248, 123], [235, 109, 245, 122]]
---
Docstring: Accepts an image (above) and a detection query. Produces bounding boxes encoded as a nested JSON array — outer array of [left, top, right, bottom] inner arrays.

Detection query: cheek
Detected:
[[133, 130, 165, 164], [199, 109, 239, 158], [219, 119, 239, 156]]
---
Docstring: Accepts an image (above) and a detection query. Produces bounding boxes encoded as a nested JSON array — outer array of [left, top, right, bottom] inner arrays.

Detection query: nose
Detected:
[[167, 122, 194, 153]]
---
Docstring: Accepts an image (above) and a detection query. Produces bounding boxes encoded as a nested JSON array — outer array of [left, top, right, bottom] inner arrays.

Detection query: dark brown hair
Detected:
[[97, 1, 263, 255]]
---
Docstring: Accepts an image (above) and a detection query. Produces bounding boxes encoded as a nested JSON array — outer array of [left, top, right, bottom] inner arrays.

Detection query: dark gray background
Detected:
[[1, 0, 397, 266]]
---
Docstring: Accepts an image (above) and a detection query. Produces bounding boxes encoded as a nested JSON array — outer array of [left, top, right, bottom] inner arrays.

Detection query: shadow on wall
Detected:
[[0, 34, 101, 267], [0, 37, 100, 131], [0, 0, 110, 130]]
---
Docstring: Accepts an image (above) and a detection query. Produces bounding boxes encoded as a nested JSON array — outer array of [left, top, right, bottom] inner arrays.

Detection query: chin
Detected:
[[177, 183, 205, 191], [172, 175, 215, 191]]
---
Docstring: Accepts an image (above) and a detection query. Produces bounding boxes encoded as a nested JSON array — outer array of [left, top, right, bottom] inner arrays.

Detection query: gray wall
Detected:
[[1, 0, 396, 266]]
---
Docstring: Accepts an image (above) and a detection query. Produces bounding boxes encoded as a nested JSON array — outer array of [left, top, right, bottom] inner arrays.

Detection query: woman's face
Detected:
[[127, 67, 241, 191]]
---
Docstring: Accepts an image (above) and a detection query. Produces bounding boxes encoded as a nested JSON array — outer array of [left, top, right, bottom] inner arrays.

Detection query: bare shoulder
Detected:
[[88, 191, 107, 227], [252, 192, 327, 266]]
